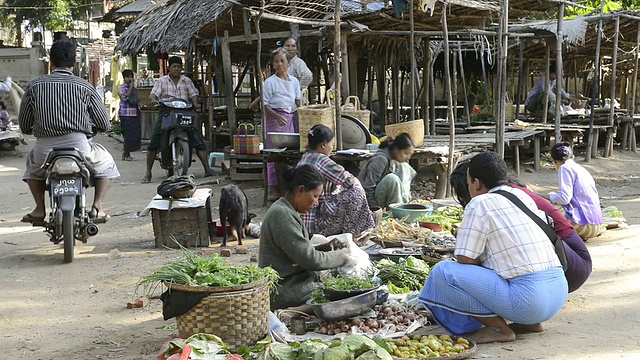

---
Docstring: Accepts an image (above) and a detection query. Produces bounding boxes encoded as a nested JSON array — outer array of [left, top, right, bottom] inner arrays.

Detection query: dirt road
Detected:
[[0, 134, 639, 359]]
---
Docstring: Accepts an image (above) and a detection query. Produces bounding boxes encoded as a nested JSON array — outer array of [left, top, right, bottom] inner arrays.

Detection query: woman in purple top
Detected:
[[450, 160, 592, 293], [548, 142, 604, 240]]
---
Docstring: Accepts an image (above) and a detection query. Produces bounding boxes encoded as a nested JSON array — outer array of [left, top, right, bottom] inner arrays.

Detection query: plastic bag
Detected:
[[310, 233, 374, 279]]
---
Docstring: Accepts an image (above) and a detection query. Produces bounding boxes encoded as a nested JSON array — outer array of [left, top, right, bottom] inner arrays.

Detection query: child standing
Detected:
[[0, 101, 11, 130]]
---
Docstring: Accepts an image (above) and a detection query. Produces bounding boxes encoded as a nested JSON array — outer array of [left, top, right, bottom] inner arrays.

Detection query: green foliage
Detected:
[[0, 0, 95, 34]]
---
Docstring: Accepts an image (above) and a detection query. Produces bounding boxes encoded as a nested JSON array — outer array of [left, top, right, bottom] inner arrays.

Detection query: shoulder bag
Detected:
[[128, 86, 140, 106], [494, 189, 569, 272]]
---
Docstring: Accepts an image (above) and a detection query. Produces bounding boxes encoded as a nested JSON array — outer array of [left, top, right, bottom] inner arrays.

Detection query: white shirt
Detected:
[[525, 73, 569, 106], [263, 74, 300, 113], [455, 185, 561, 279]]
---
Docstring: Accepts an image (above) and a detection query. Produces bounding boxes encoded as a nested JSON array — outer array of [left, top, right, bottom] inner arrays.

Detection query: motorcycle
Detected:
[[157, 98, 197, 176], [32, 148, 101, 263]]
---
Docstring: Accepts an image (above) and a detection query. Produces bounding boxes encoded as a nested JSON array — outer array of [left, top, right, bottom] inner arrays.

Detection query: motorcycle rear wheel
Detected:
[[63, 210, 75, 263], [173, 138, 190, 176]]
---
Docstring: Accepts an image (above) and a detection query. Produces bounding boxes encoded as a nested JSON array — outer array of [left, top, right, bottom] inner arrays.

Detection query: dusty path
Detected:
[[0, 134, 639, 359]]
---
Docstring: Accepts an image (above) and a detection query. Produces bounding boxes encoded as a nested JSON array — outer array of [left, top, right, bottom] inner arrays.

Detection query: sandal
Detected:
[[21, 213, 45, 223], [89, 206, 110, 223]]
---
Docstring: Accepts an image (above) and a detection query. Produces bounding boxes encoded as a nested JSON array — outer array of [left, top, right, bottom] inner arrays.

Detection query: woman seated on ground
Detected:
[[357, 133, 416, 209], [419, 152, 568, 344], [258, 164, 353, 310], [547, 142, 604, 240], [450, 160, 592, 293], [297, 124, 375, 237]]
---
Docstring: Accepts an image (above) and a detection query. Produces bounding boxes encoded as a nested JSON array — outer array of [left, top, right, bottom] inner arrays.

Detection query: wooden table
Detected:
[[525, 123, 615, 159], [261, 144, 474, 206], [619, 116, 640, 152]]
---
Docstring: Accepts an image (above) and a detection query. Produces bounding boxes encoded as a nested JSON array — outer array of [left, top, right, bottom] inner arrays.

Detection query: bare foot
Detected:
[[509, 322, 545, 334], [464, 326, 517, 344]]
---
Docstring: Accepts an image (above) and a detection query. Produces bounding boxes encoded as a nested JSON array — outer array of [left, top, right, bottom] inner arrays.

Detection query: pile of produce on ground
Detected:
[[367, 218, 434, 247], [135, 245, 280, 294], [314, 301, 427, 335], [252, 334, 393, 360], [383, 334, 471, 359], [376, 257, 430, 294], [156, 333, 234, 360]]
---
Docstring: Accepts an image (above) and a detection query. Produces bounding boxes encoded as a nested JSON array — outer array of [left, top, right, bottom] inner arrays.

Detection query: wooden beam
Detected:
[[423, 37, 431, 134], [585, 2, 605, 162], [242, 10, 252, 44], [554, 3, 564, 141], [631, 22, 640, 116], [221, 31, 237, 141], [335, 1, 343, 150], [199, 29, 319, 45], [542, 44, 550, 124], [341, 32, 351, 99], [609, 16, 620, 128], [409, 0, 416, 120], [443, 4, 455, 198]]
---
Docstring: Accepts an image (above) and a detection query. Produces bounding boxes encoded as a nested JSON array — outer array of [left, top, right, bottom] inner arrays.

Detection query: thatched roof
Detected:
[[115, 0, 234, 55]]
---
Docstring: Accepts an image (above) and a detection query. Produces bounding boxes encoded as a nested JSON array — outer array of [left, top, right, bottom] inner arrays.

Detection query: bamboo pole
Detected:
[[423, 37, 431, 134], [221, 31, 236, 142], [409, 0, 416, 120], [430, 62, 436, 134], [631, 22, 640, 116], [585, 0, 604, 162], [335, 0, 343, 150], [442, 4, 455, 198], [542, 45, 551, 124], [495, 0, 508, 158], [341, 32, 350, 99], [479, 28, 491, 114], [515, 37, 525, 119], [554, 3, 564, 142], [453, 46, 458, 122], [256, 6, 265, 144], [458, 43, 471, 126]]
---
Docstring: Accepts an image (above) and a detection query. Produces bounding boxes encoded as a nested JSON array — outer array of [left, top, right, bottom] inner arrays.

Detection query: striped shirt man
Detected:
[[19, 69, 111, 138]]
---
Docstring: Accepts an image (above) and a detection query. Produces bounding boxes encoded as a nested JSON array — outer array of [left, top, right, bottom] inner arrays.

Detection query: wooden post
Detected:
[[409, 0, 416, 120], [632, 22, 640, 116], [221, 31, 236, 142], [334, 0, 343, 150], [554, 4, 564, 142], [207, 63, 213, 142], [392, 61, 400, 123], [341, 32, 350, 99], [423, 37, 431, 134], [430, 62, 436, 134], [480, 19, 492, 114], [542, 45, 551, 125], [609, 16, 620, 128], [458, 44, 471, 126], [442, 4, 455, 197], [255, 8, 267, 205], [377, 61, 387, 130], [515, 38, 525, 119], [585, 0, 604, 162], [573, 58, 579, 98], [495, 0, 508, 158]]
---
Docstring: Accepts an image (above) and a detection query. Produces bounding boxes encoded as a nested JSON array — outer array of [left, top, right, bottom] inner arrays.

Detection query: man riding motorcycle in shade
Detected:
[[18, 40, 119, 223], [142, 56, 214, 183]]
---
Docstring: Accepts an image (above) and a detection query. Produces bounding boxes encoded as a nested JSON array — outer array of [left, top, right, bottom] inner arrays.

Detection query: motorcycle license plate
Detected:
[[179, 116, 193, 126], [51, 178, 83, 197]]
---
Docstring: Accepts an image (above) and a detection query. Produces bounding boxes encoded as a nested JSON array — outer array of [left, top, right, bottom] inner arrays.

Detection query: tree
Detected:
[[0, 0, 96, 45]]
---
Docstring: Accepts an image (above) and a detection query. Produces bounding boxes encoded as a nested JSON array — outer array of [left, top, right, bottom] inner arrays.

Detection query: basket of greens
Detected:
[[135, 245, 279, 350]]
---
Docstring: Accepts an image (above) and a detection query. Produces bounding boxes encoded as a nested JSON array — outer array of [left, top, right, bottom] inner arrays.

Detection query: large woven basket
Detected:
[[385, 119, 425, 147], [166, 279, 270, 350], [298, 90, 335, 151], [339, 95, 371, 129]]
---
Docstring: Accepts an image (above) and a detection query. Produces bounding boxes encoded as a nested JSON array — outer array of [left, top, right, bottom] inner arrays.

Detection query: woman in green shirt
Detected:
[[259, 164, 351, 310]]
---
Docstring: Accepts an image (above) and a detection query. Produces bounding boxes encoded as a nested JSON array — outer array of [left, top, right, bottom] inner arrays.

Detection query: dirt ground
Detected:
[[0, 134, 639, 360]]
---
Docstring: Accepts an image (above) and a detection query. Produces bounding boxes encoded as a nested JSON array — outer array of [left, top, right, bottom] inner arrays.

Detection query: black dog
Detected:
[[219, 185, 255, 246]]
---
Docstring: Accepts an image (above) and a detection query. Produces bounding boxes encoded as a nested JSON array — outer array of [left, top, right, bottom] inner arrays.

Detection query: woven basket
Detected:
[[167, 279, 270, 350], [385, 119, 425, 147], [341, 96, 371, 129], [298, 90, 335, 151]]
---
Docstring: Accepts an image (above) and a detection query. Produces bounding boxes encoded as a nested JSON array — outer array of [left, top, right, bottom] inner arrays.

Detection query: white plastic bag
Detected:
[[310, 233, 374, 279]]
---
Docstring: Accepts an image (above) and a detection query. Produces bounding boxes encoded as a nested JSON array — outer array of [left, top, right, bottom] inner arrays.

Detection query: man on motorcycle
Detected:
[[18, 40, 119, 223], [142, 56, 214, 183]]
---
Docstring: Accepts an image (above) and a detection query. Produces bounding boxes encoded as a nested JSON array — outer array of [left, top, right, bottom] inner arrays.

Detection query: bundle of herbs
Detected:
[[136, 244, 279, 296], [311, 275, 379, 304], [376, 258, 430, 294]]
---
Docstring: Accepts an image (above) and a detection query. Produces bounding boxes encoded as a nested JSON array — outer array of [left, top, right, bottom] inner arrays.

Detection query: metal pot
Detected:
[[306, 289, 377, 321]]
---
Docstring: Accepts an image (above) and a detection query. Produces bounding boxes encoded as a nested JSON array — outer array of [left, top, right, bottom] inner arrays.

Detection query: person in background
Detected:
[[283, 36, 313, 132], [547, 142, 604, 240], [0, 101, 11, 130], [259, 164, 352, 310], [118, 69, 141, 161], [143, 56, 214, 183], [525, 62, 571, 115], [357, 133, 416, 209], [419, 152, 567, 344], [19, 40, 119, 223], [297, 124, 374, 237], [136, 67, 155, 88], [0, 75, 12, 92], [450, 160, 592, 293], [263, 47, 301, 200]]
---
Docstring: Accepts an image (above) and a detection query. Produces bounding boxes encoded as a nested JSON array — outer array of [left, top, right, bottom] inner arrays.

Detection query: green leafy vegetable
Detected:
[[376, 258, 430, 291], [322, 277, 378, 291]]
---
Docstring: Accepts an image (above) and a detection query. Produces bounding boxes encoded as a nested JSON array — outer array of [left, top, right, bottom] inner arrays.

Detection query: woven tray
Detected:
[[392, 335, 477, 360], [164, 278, 269, 294], [172, 279, 270, 350]]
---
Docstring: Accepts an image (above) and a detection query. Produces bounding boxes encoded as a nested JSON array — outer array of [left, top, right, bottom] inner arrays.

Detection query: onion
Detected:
[[318, 327, 328, 334], [341, 324, 350, 332], [352, 318, 362, 326], [377, 320, 386, 327], [396, 315, 404, 323], [327, 329, 335, 335], [383, 307, 393, 315]]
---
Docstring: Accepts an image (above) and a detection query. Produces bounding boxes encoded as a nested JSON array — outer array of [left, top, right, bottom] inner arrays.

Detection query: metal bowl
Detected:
[[306, 288, 377, 321], [268, 132, 300, 149]]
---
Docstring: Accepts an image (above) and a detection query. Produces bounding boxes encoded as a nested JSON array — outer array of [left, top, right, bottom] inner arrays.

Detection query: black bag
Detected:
[[494, 190, 569, 272], [128, 87, 139, 106]]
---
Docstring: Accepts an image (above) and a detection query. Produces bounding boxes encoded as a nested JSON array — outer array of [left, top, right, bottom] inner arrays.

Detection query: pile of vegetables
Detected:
[[376, 258, 430, 294], [368, 218, 434, 247], [254, 334, 393, 360], [157, 333, 233, 360], [311, 276, 378, 304], [136, 246, 280, 295], [383, 334, 471, 359], [314, 301, 426, 335], [415, 206, 464, 233]]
